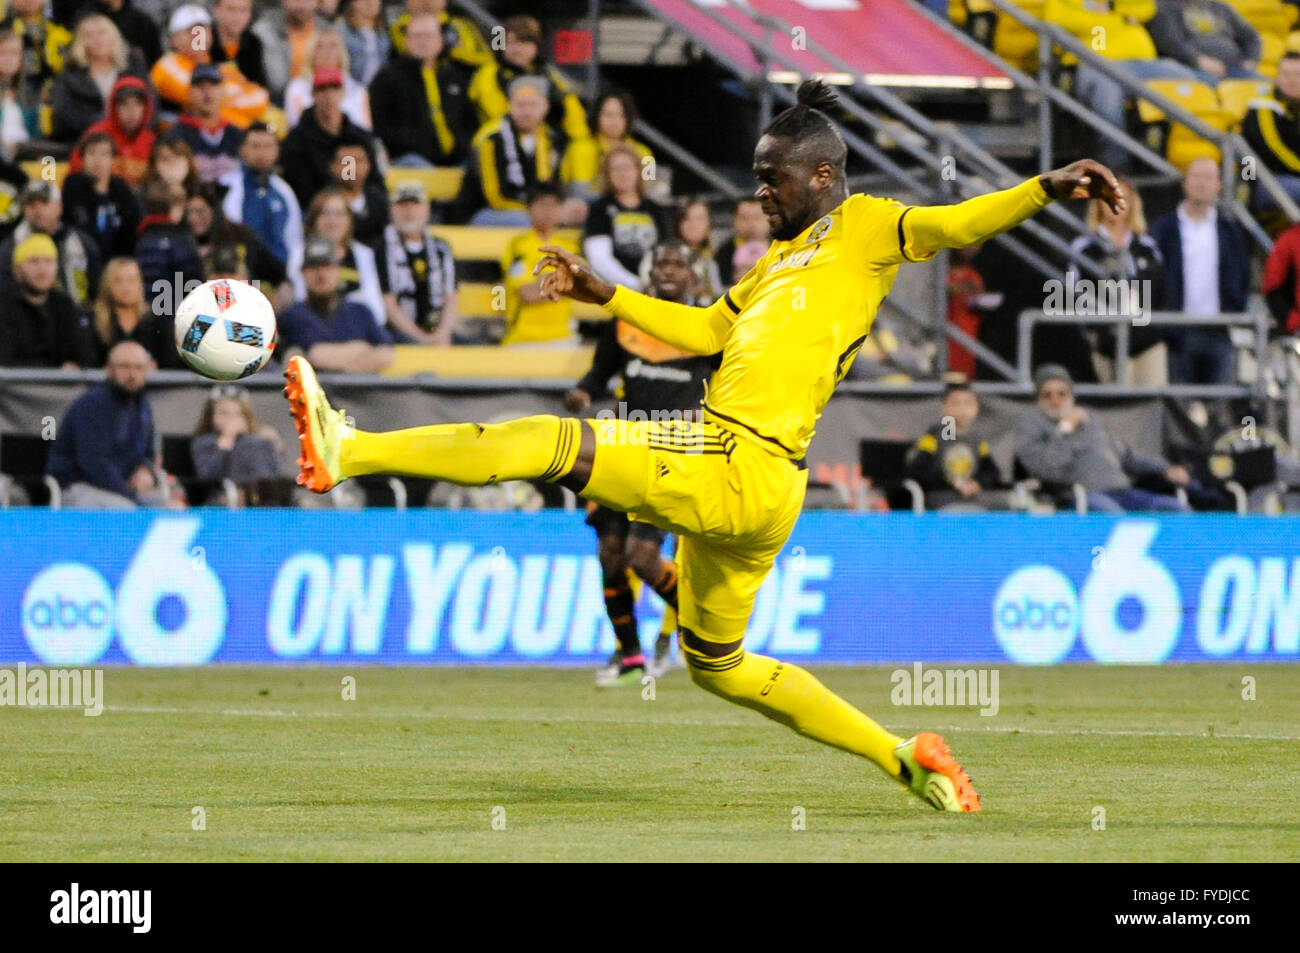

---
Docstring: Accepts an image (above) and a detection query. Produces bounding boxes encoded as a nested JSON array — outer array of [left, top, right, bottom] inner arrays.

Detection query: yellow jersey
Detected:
[[606, 178, 1051, 459], [502, 228, 580, 344]]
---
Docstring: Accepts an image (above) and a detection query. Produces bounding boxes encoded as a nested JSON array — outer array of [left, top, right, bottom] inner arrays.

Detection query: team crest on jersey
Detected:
[[806, 215, 832, 243]]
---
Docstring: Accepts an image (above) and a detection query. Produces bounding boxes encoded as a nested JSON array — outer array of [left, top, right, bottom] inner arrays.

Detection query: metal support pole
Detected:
[[587, 0, 600, 98], [1037, 32, 1052, 176]]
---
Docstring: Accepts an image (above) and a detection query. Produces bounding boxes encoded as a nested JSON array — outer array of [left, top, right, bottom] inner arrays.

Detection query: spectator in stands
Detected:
[[369, 12, 473, 167], [61, 131, 141, 261], [1149, 156, 1249, 384], [219, 121, 302, 271], [296, 186, 385, 327], [1015, 363, 1192, 512], [91, 256, 181, 368], [47, 340, 185, 509], [254, 0, 330, 105], [1149, 0, 1263, 82], [152, 4, 270, 128], [0, 32, 35, 162], [1066, 176, 1166, 384], [1046, 0, 1201, 170], [50, 14, 149, 144], [375, 182, 457, 345], [341, 0, 391, 87], [1241, 51, 1300, 209], [185, 183, 291, 310], [210, 0, 268, 90], [280, 66, 383, 207], [331, 134, 388, 246], [0, 181, 103, 309], [2, 0, 72, 105], [135, 179, 203, 320], [469, 15, 589, 144], [0, 232, 97, 368], [715, 197, 770, 287], [69, 76, 154, 186], [583, 143, 668, 292], [285, 27, 371, 130], [278, 235, 394, 372], [456, 76, 563, 226], [142, 136, 200, 198], [562, 91, 653, 203], [501, 182, 578, 346], [191, 384, 288, 504], [906, 381, 1007, 510], [91, 0, 163, 68], [159, 64, 244, 184], [674, 198, 723, 304], [946, 245, 999, 381], [390, 0, 490, 71]]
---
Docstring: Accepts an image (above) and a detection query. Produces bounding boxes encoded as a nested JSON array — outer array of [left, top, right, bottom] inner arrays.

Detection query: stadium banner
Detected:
[[1, 511, 1297, 666]]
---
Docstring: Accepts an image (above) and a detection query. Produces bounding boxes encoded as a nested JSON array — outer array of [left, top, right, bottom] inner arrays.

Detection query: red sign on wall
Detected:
[[554, 29, 593, 65]]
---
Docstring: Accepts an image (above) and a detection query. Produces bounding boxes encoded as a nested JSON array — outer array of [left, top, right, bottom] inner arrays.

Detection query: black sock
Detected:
[[650, 559, 678, 610], [603, 573, 641, 658]]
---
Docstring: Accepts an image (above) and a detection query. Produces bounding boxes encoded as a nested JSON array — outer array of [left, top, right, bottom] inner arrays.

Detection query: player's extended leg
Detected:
[[675, 533, 981, 813], [284, 356, 601, 493], [593, 527, 647, 686]]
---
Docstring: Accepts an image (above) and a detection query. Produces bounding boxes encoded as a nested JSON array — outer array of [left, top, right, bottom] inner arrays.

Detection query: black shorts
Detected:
[[585, 503, 666, 545]]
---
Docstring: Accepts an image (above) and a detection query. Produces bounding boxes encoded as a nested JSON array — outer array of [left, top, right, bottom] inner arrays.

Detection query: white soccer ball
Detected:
[[174, 279, 278, 381]]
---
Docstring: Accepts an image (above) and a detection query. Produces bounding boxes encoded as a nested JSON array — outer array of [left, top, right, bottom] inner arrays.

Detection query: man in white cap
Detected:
[[151, 3, 268, 126], [375, 182, 458, 345]]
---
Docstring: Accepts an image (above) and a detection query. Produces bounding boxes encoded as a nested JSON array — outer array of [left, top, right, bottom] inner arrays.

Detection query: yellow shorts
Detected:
[[581, 417, 809, 644]]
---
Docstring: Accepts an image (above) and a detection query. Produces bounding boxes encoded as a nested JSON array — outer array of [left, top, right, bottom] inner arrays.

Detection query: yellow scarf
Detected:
[[421, 65, 456, 157]]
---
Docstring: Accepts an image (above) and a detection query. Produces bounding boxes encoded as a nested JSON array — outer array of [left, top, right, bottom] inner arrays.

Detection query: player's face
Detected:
[[650, 247, 693, 301], [752, 135, 819, 242], [1037, 380, 1073, 419], [943, 390, 978, 430]]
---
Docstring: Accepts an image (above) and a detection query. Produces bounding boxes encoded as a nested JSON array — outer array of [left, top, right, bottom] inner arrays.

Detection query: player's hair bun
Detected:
[[796, 78, 838, 112]]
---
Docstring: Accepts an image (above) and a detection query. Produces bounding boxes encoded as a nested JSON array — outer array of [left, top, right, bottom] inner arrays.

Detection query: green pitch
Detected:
[[1, 664, 1296, 861]]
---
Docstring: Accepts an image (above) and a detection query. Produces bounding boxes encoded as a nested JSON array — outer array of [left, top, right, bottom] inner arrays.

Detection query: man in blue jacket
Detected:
[[47, 340, 183, 509], [1147, 157, 1251, 384]]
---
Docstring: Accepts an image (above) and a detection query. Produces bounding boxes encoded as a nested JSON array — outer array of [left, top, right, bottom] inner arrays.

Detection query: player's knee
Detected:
[[624, 540, 660, 582]]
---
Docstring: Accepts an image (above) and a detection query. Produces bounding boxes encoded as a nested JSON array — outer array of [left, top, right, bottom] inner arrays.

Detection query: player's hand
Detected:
[[1039, 159, 1125, 215], [564, 388, 591, 413], [534, 246, 617, 306]]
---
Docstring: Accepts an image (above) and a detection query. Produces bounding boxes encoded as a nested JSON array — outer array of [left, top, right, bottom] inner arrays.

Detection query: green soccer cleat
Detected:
[[894, 733, 982, 812], [284, 355, 352, 493]]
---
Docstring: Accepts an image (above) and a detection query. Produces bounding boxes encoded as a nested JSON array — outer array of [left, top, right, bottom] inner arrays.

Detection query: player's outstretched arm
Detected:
[[905, 159, 1125, 255], [534, 245, 732, 354]]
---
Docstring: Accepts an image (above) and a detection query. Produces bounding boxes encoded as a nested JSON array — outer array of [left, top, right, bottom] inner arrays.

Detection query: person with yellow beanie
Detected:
[[0, 231, 98, 368]]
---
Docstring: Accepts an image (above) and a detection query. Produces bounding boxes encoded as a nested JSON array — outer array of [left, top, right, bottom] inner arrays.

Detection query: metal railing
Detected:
[[971, 0, 1299, 246], [1016, 308, 1270, 398]]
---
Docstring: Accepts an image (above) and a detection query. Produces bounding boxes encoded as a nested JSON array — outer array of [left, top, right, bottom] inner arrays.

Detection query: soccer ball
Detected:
[[174, 279, 278, 381]]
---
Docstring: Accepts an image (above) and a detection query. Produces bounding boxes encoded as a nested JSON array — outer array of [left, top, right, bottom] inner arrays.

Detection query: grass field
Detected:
[[1, 664, 1297, 862]]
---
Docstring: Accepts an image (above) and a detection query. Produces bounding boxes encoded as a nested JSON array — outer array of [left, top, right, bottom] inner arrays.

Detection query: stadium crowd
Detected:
[[1, 0, 1298, 511]]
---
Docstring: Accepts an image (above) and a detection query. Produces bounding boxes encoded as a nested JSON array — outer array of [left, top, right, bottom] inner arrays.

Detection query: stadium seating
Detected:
[[19, 161, 68, 188], [385, 167, 465, 203], [1137, 79, 1231, 169], [857, 438, 925, 513], [1217, 77, 1274, 122]]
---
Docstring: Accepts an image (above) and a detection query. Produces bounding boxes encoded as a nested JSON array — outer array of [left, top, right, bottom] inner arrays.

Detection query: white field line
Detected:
[[73, 704, 1300, 742]]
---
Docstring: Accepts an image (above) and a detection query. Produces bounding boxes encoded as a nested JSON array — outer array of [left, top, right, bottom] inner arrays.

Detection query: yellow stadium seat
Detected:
[[993, 0, 1045, 72], [1217, 77, 1275, 121], [429, 225, 582, 261], [382, 344, 595, 378], [457, 281, 605, 320], [384, 166, 465, 201], [260, 105, 289, 140], [1260, 32, 1286, 75], [19, 160, 68, 187], [1137, 79, 1230, 169]]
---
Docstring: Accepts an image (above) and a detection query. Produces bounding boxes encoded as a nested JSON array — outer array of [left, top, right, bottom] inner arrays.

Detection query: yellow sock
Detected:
[[340, 415, 582, 485], [688, 649, 903, 775]]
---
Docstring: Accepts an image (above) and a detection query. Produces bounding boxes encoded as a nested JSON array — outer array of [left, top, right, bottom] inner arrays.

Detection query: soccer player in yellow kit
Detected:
[[284, 80, 1123, 813]]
